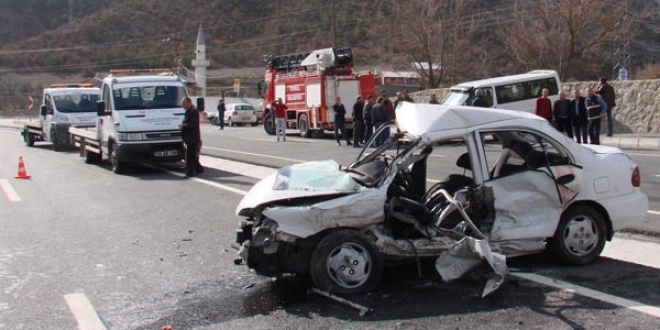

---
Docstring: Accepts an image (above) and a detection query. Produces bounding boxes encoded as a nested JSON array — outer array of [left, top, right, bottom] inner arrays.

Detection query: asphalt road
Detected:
[[1, 125, 660, 329]]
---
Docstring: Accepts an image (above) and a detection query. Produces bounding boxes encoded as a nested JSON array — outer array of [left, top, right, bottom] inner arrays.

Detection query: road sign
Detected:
[[27, 94, 34, 111]]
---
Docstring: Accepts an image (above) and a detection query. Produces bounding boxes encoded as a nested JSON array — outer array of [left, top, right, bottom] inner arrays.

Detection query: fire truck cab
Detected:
[[261, 47, 375, 138]]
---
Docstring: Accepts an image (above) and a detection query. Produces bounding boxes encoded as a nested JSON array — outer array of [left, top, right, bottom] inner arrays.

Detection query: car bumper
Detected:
[[116, 141, 184, 163]]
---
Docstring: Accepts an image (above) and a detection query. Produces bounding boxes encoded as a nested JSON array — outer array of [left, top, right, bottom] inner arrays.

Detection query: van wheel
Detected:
[[23, 130, 34, 147], [110, 142, 125, 174], [310, 230, 382, 295], [51, 130, 61, 151], [83, 147, 101, 164], [299, 114, 311, 138]]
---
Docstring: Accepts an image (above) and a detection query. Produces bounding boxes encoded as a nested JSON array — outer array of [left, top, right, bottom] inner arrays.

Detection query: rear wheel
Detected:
[[310, 230, 382, 295], [23, 129, 34, 147], [298, 114, 311, 138], [549, 205, 606, 265], [263, 112, 275, 135], [51, 130, 61, 151], [82, 145, 101, 164]]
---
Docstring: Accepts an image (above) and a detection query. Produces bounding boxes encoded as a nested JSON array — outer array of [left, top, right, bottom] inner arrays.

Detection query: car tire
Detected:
[[110, 141, 126, 174], [263, 112, 275, 135], [549, 205, 606, 265], [23, 129, 34, 147], [299, 114, 311, 138], [251, 120, 258, 127], [51, 130, 61, 151], [310, 230, 382, 295]]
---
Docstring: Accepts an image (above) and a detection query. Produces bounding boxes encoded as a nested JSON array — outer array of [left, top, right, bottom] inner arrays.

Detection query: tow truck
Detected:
[[21, 83, 101, 151], [261, 47, 375, 138], [69, 69, 189, 174]]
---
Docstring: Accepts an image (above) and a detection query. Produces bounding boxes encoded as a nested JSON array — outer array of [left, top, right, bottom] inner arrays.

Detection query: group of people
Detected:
[[345, 89, 414, 148], [535, 77, 616, 145]]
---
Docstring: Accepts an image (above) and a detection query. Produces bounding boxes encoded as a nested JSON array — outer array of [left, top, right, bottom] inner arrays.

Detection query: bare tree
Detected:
[[500, 0, 642, 81], [378, 0, 484, 88]]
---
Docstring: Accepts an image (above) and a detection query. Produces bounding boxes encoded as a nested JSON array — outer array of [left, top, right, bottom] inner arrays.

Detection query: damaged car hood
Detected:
[[236, 160, 362, 215]]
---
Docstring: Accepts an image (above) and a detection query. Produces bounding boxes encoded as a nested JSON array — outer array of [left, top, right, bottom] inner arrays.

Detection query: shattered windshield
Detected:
[[113, 85, 187, 110], [273, 160, 360, 192]]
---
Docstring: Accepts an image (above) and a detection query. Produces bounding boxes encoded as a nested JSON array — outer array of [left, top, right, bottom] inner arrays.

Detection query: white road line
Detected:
[[511, 272, 660, 319], [629, 153, 660, 157], [203, 146, 305, 163], [648, 210, 660, 216], [152, 166, 247, 196], [64, 293, 107, 330], [0, 179, 21, 202]]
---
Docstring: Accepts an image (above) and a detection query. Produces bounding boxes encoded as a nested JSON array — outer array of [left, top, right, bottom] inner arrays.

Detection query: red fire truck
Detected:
[[261, 47, 375, 138]]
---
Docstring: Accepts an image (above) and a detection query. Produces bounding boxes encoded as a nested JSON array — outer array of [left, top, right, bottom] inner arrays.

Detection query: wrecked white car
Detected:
[[234, 103, 648, 296]]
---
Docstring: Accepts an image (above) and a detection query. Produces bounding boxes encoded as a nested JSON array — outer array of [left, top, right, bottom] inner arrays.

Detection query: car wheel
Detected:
[[251, 120, 258, 127], [310, 230, 382, 295], [549, 205, 606, 265], [110, 141, 126, 174], [23, 129, 34, 147], [263, 112, 275, 135], [298, 114, 310, 138]]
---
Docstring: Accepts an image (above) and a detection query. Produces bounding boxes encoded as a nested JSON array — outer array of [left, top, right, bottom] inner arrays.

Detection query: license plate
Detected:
[[154, 150, 178, 157]]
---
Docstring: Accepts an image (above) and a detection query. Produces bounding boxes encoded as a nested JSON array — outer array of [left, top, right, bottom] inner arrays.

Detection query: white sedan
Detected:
[[224, 103, 258, 127], [234, 103, 648, 296]]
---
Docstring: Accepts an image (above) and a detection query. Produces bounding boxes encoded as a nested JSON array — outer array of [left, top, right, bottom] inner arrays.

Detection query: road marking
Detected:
[[511, 272, 660, 319], [150, 166, 247, 196], [0, 179, 21, 202], [648, 210, 660, 216], [203, 146, 306, 163], [64, 293, 107, 330]]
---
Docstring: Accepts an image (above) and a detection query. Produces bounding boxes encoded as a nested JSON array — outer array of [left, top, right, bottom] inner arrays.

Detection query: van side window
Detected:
[[496, 82, 530, 104]]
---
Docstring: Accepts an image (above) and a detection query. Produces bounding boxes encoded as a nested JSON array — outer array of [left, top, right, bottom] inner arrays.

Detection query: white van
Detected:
[[441, 70, 561, 112]]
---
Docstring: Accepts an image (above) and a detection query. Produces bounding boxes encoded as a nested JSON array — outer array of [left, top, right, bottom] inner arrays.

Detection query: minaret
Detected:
[[192, 24, 210, 97]]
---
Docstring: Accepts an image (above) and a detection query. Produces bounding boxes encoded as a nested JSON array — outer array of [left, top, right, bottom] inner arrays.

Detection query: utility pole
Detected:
[[331, 0, 337, 47]]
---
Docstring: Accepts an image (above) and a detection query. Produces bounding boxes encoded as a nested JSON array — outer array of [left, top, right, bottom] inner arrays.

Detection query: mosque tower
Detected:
[[191, 24, 210, 97]]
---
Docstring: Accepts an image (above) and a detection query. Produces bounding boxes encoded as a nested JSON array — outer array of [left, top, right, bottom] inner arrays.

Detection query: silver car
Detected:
[[234, 103, 648, 296]]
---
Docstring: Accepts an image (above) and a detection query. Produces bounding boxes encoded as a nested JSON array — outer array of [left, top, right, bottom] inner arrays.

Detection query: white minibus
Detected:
[[441, 70, 561, 112]]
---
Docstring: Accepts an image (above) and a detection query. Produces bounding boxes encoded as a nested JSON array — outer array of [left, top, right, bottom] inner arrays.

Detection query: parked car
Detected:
[[234, 103, 648, 296], [224, 103, 259, 127]]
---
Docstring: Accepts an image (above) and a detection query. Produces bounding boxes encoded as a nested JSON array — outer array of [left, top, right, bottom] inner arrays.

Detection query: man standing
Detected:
[[553, 90, 573, 138], [429, 94, 440, 104], [372, 97, 388, 146], [394, 91, 404, 109], [535, 88, 553, 123], [585, 87, 608, 145], [381, 89, 394, 122], [403, 89, 414, 103], [179, 97, 204, 177], [352, 95, 365, 148], [333, 97, 351, 146], [596, 77, 616, 136], [217, 98, 226, 130], [363, 95, 375, 144], [570, 89, 588, 144], [472, 89, 488, 107], [272, 98, 287, 142]]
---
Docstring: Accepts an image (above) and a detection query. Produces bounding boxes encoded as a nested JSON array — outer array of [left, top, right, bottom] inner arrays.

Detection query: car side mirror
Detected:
[[97, 101, 109, 116], [40, 105, 48, 116], [556, 174, 575, 185]]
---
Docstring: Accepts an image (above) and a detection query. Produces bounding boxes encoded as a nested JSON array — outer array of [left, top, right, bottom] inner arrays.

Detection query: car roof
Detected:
[[395, 102, 544, 137], [450, 70, 559, 90]]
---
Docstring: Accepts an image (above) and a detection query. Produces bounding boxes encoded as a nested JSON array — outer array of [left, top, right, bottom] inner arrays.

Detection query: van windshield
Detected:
[[112, 85, 187, 110], [442, 90, 471, 106], [52, 94, 100, 113]]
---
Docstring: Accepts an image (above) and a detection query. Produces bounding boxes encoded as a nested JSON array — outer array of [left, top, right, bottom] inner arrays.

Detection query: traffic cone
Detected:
[[14, 156, 31, 179]]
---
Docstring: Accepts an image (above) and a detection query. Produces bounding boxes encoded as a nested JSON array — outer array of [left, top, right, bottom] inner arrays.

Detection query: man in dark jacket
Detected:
[[596, 77, 616, 136], [216, 98, 226, 130], [569, 89, 588, 144], [372, 97, 388, 146], [363, 95, 375, 143], [352, 95, 365, 147], [333, 97, 351, 146], [585, 87, 608, 145], [472, 88, 489, 107], [179, 97, 204, 177], [553, 90, 573, 138]]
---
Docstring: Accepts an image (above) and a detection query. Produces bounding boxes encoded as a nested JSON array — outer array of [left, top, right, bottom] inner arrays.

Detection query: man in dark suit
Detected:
[[569, 89, 588, 144], [553, 90, 573, 138], [179, 97, 204, 177]]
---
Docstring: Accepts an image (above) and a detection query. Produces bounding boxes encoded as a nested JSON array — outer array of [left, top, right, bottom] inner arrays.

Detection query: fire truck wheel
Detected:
[[264, 113, 275, 135], [298, 114, 311, 138]]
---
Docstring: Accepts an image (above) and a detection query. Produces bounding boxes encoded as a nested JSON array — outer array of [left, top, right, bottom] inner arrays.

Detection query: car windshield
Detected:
[[441, 90, 472, 106], [53, 94, 100, 113], [234, 105, 254, 110], [273, 160, 359, 192], [113, 85, 187, 110]]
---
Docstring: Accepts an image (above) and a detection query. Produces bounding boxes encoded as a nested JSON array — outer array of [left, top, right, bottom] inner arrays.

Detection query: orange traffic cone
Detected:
[[14, 156, 31, 179]]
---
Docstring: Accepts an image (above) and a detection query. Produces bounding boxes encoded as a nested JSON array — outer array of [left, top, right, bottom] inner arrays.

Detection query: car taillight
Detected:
[[632, 166, 641, 187], [232, 111, 238, 115]]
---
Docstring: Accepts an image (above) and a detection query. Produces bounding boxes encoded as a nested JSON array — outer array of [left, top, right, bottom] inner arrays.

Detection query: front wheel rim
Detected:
[[562, 216, 599, 256], [326, 243, 372, 289]]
